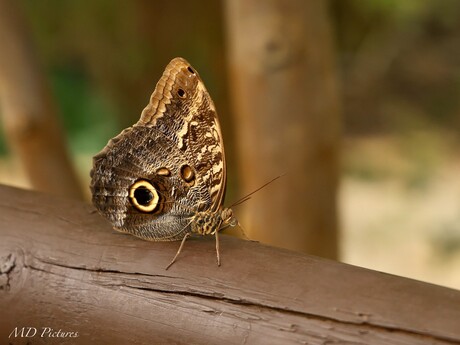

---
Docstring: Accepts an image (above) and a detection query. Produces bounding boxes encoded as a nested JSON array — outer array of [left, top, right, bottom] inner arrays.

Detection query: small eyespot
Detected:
[[180, 165, 195, 185], [178, 89, 186, 98], [187, 66, 195, 74], [129, 180, 159, 213], [156, 167, 171, 176]]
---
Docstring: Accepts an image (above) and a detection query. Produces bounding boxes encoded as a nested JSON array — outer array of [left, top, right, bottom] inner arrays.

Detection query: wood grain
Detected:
[[0, 184, 459, 344]]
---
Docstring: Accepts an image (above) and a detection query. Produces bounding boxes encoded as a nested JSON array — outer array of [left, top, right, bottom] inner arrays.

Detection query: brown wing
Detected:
[[91, 125, 203, 241], [138, 57, 226, 212]]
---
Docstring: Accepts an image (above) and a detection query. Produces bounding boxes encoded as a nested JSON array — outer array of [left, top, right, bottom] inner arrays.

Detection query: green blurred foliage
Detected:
[[50, 67, 119, 153], [332, 0, 460, 134]]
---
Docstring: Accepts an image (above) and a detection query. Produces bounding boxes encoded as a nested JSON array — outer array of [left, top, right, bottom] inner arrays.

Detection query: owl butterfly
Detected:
[[90, 57, 237, 269]]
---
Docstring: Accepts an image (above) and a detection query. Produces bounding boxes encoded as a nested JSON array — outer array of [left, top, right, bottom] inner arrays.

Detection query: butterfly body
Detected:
[[90, 58, 235, 267], [191, 208, 237, 235]]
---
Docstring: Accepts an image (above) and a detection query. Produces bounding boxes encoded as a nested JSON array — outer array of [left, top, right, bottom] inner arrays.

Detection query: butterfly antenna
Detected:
[[229, 174, 285, 208], [230, 196, 251, 208], [165, 218, 195, 269]]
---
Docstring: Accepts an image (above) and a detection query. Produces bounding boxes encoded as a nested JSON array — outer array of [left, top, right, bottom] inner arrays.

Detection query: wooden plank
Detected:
[[0, 184, 459, 344]]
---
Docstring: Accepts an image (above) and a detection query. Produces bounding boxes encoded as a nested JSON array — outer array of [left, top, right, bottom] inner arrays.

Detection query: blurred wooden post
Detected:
[[225, 0, 341, 258], [0, 0, 83, 199]]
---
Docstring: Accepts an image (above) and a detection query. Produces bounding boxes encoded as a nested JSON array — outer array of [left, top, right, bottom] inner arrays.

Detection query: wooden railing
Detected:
[[0, 184, 459, 344]]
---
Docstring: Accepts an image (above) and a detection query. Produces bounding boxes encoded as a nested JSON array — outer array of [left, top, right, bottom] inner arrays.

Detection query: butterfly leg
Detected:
[[236, 221, 252, 241], [219, 219, 250, 241], [215, 230, 221, 266], [166, 233, 190, 270]]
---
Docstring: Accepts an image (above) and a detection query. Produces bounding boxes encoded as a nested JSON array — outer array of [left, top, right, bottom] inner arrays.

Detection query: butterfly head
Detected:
[[221, 208, 237, 228]]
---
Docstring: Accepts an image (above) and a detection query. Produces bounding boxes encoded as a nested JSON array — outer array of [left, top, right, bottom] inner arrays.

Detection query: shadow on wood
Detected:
[[0, 184, 459, 344]]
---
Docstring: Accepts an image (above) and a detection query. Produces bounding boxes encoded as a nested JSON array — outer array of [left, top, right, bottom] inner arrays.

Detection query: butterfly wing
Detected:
[[91, 126, 208, 241], [90, 58, 226, 241], [138, 57, 226, 212]]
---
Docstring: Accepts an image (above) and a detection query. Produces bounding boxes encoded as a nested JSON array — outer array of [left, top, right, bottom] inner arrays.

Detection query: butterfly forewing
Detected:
[[138, 58, 226, 211]]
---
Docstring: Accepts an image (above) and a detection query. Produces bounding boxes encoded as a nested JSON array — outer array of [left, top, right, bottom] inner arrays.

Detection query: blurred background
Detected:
[[0, 0, 459, 289]]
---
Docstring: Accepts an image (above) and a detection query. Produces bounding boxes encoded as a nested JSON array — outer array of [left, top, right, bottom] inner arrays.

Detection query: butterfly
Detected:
[[90, 57, 237, 269]]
